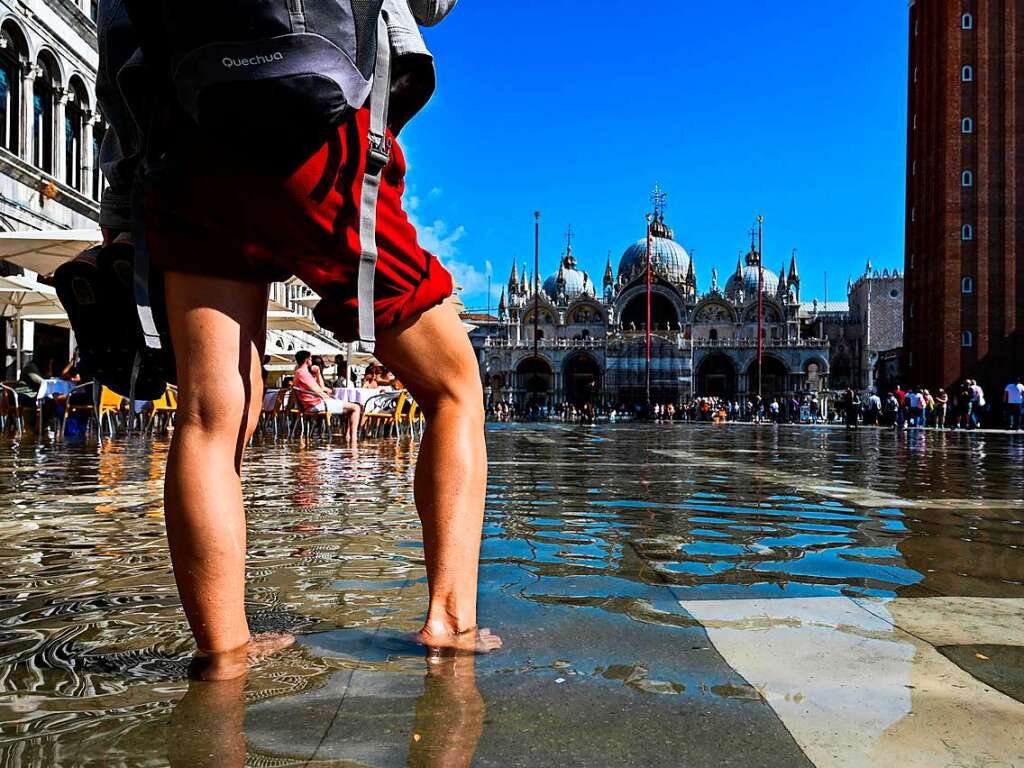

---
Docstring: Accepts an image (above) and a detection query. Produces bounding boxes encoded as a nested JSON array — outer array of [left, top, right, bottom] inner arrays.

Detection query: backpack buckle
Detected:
[[366, 133, 392, 174]]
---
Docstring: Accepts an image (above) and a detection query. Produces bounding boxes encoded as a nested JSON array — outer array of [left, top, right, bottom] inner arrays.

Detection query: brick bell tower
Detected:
[[904, 0, 1024, 391]]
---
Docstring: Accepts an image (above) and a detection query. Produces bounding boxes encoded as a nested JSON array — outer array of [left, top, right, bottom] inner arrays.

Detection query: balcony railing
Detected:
[[482, 335, 829, 350]]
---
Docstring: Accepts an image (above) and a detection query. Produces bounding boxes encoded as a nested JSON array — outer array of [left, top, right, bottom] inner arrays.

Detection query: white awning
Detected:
[[0, 229, 101, 277]]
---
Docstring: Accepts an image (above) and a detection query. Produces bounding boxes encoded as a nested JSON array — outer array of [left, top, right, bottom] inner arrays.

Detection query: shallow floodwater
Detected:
[[0, 424, 1022, 767]]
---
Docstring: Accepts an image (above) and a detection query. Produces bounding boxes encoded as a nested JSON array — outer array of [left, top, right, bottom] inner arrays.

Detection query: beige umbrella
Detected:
[[0, 229, 102, 277], [0, 275, 70, 371]]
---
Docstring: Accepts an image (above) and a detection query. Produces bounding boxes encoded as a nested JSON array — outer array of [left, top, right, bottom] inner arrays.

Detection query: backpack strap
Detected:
[[355, 16, 392, 354], [131, 186, 164, 352]]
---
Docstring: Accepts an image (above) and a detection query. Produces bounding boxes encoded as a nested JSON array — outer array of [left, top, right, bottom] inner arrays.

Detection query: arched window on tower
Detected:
[[962, 169, 974, 187], [962, 116, 974, 134], [962, 224, 974, 241], [962, 65, 975, 82], [961, 330, 974, 348], [961, 276, 974, 294], [33, 55, 59, 174], [962, 13, 974, 30]]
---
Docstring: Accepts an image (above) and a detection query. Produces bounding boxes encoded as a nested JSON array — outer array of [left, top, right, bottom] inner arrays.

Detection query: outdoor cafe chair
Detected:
[[145, 386, 178, 435], [0, 382, 27, 434], [289, 384, 335, 440], [61, 382, 99, 437], [361, 390, 404, 438], [259, 387, 292, 439]]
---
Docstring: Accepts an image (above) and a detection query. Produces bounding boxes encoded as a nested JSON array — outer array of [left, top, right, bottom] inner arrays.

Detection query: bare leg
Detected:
[[163, 272, 293, 667], [376, 302, 501, 652]]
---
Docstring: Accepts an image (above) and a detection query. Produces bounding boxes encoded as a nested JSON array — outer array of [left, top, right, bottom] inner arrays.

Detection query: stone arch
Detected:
[[566, 298, 606, 325], [746, 354, 790, 398], [562, 352, 602, 405], [741, 297, 785, 324], [692, 297, 738, 324], [616, 282, 686, 331], [695, 353, 738, 399], [515, 355, 554, 407]]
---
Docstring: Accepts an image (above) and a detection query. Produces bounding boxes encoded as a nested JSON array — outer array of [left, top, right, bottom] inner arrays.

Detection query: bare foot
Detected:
[[414, 626, 503, 655], [190, 632, 295, 681]]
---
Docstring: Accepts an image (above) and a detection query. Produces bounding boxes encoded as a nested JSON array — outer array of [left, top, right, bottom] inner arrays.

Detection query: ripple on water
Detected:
[[0, 424, 1022, 762]]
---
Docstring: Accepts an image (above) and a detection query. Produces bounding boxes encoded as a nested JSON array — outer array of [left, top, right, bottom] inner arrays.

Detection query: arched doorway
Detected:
[[696, 354, 737, 399], [747, 356, 789, 398], [564, 354, 601, 406], [516, 357, 553, 410], [620, 291, 679, 331]]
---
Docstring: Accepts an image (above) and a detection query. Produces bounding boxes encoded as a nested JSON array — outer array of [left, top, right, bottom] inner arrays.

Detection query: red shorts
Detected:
[[144, 109, 453, 341]]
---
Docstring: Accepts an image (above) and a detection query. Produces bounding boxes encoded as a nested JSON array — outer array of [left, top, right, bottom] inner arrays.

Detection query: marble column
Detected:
[[54, 87, 68, 182], [20, 64, 36, 166], [81, 111, 94, 196]]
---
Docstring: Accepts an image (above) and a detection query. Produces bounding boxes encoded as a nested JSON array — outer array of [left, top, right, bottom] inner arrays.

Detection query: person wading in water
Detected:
[[97, 0, 500, 679]]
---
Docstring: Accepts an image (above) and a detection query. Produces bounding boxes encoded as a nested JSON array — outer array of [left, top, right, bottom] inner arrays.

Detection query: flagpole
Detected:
[[646, 213, 653, 411], [757, 215, 764, 400], [533, 211, 540, 361]]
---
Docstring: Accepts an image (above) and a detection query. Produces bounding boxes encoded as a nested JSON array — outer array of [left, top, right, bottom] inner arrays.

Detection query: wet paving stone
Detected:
[[0, 423, 1022, 766]]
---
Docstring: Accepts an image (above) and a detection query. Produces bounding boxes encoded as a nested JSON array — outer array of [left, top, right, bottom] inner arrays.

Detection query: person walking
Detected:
[[934, 388, 949, 429], [97, 0, 500, 678], [969, 380, 986, 428], [1005, 377, 1024, 431]]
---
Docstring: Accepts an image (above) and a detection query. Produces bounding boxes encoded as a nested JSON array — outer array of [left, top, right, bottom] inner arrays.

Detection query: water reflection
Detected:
[[0, 424, 1022, 765]]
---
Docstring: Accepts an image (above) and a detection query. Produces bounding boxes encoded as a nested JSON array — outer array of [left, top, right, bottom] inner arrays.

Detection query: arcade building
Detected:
[[469, 201, 903, 409]]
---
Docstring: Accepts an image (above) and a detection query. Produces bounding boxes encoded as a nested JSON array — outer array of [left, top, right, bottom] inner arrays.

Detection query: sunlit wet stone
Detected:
[[0, 424, 1021, 766]]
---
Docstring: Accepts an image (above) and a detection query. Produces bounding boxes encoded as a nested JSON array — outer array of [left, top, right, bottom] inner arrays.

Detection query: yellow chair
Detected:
[[147, 387, 178, 434], [362, 390, 405, 438], [406, 397, 426, 437], [98, 387, 125, 439]]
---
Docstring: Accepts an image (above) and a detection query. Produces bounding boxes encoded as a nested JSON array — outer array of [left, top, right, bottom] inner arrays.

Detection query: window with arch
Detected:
[[961, 276, 974, 294], [962, 223, 974, 241], [0, 24, 26, 155], [961, 330, 974, 348], [962, 169, 974, 187], [962, 116, 974, 134], [962, 65, 974, 82], [709, 328, 718, 341], [33, 56, 59, 174], [962, 13, 974, 29], [65, 78, 88, 191]]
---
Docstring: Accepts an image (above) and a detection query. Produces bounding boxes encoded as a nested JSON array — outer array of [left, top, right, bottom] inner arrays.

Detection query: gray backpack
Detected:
[[126, 0, 393, 351]]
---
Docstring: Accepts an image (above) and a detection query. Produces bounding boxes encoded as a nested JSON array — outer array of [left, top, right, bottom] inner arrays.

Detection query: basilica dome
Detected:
[[725, 260, 780, 301], [543, 249, 595, 300], [617, 215, 692, 284]]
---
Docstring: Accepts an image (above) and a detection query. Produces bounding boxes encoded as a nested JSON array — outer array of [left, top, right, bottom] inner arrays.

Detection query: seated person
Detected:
[[331, 354, 350, 388], [310, 355, 328, 390], [362, 365, 379, 389], [293, 351, 360, 441], [14, 355, 46, 407]]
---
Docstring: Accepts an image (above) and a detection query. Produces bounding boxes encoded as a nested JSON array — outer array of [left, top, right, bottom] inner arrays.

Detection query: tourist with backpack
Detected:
[[89, 0, 500, 679]]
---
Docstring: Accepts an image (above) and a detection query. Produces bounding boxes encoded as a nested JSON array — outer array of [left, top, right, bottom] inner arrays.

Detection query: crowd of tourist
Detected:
[[838, 377, 1024, 431], [487, 376, 1024, 431]]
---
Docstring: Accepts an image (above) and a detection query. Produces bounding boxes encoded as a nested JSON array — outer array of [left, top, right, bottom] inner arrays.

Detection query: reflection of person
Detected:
[[408, 650, 487, 768], [167, 674, 247, 768]]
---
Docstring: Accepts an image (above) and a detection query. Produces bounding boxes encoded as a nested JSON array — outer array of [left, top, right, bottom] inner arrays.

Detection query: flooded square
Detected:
[[0, 423, 1022, 767]]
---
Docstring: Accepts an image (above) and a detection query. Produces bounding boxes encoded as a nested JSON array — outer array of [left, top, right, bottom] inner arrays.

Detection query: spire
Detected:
[[498, 288, 507, 314], [686, 254, 696, 286], [508, 262, 519, 293], [564, 225, 577, 269], [777, 263, 788, 299], [735, 252, 744, 278], [520, 263, 528, 294], [604, 252, 614, 286], [788, 248, 800, 283]]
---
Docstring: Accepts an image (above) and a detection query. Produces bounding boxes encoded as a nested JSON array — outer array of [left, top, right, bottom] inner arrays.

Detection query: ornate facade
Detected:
[[471, 207, 836, 408]]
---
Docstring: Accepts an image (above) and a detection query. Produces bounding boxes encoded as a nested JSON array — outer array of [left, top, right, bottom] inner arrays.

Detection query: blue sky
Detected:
[[400, 1, 909, 311]]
